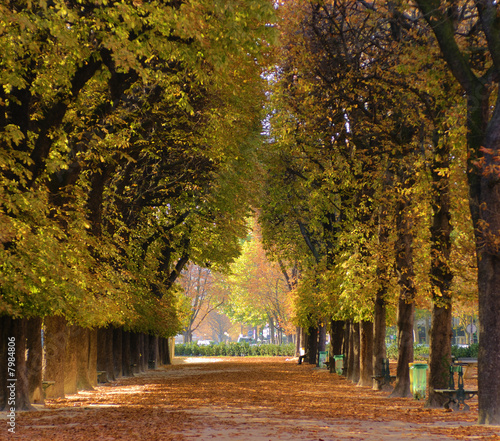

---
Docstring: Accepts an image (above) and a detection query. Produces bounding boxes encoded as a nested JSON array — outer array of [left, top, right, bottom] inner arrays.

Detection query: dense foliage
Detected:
[[0, 0, 276, 336]]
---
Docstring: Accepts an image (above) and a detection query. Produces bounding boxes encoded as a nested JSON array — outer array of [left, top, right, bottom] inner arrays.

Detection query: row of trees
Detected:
[[260, 0, 500, 425], [0, 0, 275, 410]]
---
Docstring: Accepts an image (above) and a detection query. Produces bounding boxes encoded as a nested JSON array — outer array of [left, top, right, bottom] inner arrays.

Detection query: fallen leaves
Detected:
[[2, 357, 500, 440]]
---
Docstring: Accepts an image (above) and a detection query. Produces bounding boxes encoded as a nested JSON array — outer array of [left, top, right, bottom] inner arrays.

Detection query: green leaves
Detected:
[[0, 0, 276, 335]]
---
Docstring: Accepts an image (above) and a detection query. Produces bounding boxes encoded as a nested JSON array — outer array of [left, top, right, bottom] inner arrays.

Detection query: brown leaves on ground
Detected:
[[2, 357, 500, 440]]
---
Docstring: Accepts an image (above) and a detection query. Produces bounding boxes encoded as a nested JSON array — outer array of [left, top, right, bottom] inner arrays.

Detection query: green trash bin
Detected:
[[334, 355, 344, 375], [319, 351, 329, 368], [409, 363, 428, 400]]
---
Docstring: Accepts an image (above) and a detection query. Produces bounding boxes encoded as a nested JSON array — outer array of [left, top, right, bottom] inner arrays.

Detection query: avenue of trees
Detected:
[[2, 0, 500, 428], [0, 0, 275, 410], [258, 0, 500, 426]]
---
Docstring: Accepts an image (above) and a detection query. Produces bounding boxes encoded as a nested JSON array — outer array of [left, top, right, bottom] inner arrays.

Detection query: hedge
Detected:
[[175, 342, 296, 357], [386, 343, 479, 361]]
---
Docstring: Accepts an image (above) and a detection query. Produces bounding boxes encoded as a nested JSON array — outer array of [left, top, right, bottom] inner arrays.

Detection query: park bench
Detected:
[[97, 371, 108, 383], [42, 380, 55, 391], [434, 364, 478, 411], [372, 358, 396, 387]]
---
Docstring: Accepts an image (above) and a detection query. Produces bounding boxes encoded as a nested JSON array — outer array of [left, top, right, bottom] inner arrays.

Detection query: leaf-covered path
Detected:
[[2, 357, 500, 440]]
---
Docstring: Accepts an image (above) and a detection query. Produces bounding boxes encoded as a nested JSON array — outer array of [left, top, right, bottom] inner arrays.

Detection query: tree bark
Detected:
[[113, 327, 123, 378], [149, 335, 159, 369], [75, 327, 94, 391], [329, 320, 345, 355], [0, 317, 33, 411], [390, 163, 416, 398], [122, 330, 133, 376], [358, 321, 374, 387], [307, 326, 318, 365], [89, 328, 98, 387], [64, 325, 78, 395], [426, 129, 454, 407], [44, 316, 67, 399], [27, 317, 44, 404], [347, 320, 355, 379], [130, 332, 141, 373], [318, 322, 327, 354], [97, 327, 116, 382], [142, 334, 149, 371], [373, 289, 387, 390], [351, 322, 360, 384], [391, 298, 414, 398]]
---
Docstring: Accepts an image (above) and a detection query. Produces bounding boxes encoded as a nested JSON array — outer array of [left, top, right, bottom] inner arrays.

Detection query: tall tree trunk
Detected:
[[391, 298, 414, 398], [75, 327, 94, 391], [426, 130, 454, 407], [130, 332, 141, 373], [122, 330, 133, 376], [0, 317, 33, 411], [295, 326, 302, 357], [27, 317, 43, 404], [351, 322, 360, 384], [97, 327, 115, 380], [358, 321, 374, 387], [318, 322, 327, 354], [113, 327, 123, 378], [329, 320, 345, 355], [89, 328, 98, 387], [44, 316, 67, 399], [141, 333, 149, 372], [347, 320, 355, 379], [390, 167, 416, 398], [373, 287, 387, 390], [307, 326, 318, 365], [64, 325, 78, 395], [149, 335, 158, 369]]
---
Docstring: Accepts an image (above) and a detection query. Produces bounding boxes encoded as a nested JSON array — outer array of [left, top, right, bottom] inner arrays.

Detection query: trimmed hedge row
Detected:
[[175, 342, 296, 357], [386, 342, 479, 361]]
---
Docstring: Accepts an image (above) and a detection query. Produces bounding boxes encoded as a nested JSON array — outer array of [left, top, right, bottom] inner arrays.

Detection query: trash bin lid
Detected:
[[411, 363, 428, 369]]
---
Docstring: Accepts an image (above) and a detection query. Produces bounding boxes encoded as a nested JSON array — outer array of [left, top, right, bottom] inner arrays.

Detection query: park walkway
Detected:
[[2, 357, 499, 440]]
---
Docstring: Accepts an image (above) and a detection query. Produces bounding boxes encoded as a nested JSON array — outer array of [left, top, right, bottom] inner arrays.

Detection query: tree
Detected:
[[179, 264, 225, 343], [409, 0, 500, 424], [0, 0, 276, 409]]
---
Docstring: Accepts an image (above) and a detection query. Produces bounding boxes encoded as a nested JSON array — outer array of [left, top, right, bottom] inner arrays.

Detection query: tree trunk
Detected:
[[64, 325, 78, 395], [329, 320, 345, 374], [307, 326, 318, 365], [390, 167, 416, 398], [269, 316, 275, 344], [0, 317, 33, 411], [373, 288, 387, 390], [427, 304, 453, 407], [318, 322, 327, 354], [149, 335, 159, 369], [426, 129, 454, 407], [347, 320, 354, 379], [130, 332, 141, 373], [89, 328, 98, 387], [391, 298, 414, 398], [358, 320, 373, 387], [351, 322, 360, 384], [97, 327, 115, 381], [122, 330, 133, 376], [295, 326, 302, 357], [113, 327, 123, 378], [44, 316, 67, 399], [75, 327, 94, 391], [27, 317, 44, 404], [142, 334, 149, 371]]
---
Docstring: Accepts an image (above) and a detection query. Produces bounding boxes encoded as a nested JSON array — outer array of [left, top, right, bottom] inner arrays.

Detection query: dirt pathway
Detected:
[[2, 357, 500, 440]]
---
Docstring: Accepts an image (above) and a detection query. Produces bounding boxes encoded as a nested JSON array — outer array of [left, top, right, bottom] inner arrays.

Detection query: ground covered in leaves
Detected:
[[2, 357, 500, 440]]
